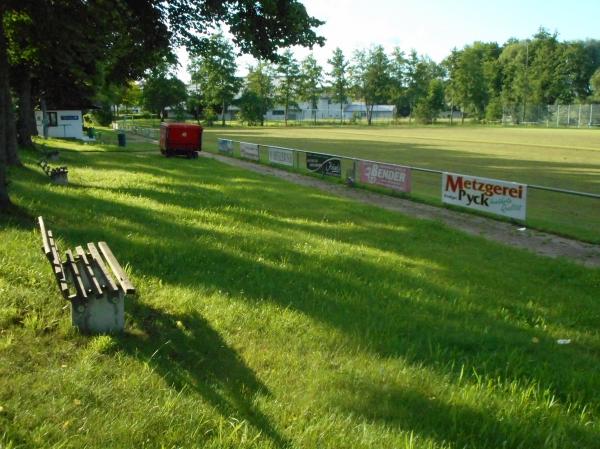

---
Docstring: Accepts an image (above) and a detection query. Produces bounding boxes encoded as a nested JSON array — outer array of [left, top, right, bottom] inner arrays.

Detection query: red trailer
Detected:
[[159, 123, 203, 158]]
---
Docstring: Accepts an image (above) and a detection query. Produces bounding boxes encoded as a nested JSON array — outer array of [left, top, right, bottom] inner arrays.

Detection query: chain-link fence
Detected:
[[116, 121, 160, 139], [502, 103, 600, 127]]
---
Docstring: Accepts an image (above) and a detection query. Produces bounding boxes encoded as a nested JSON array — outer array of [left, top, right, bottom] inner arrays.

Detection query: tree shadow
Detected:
[[14, 148, 600, 447], [330, 377, 599, 449], [116, 301, 291, 448]]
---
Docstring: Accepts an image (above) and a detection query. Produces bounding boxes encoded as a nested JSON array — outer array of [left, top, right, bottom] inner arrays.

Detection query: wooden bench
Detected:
[[38, 216, 135, 333], [38, 160, 68, 185]]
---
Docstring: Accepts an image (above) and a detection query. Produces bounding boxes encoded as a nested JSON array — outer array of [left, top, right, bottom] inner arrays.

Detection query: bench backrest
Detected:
[[38, 216, 136, 301], [38, 216, 70, 299]]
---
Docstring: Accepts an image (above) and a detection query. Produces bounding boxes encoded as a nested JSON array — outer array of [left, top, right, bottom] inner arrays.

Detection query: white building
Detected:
[[35, 110, 85, 139], [264, 97, 396, 121]]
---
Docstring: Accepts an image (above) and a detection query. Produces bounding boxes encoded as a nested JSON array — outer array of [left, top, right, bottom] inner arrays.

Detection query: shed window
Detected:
[[47, 112, 58, 127]]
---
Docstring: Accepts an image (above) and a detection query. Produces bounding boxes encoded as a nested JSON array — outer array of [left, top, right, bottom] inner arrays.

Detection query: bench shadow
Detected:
[[116, 301, 291, 448]]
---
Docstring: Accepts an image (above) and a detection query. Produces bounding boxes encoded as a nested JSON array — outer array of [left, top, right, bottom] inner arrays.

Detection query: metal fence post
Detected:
[[578, 104, 582, 128], [590, 104, 594, 128], [556, 104, 560, 127]]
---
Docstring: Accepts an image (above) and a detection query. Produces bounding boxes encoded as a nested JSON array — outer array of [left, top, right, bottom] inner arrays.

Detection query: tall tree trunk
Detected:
[[221, 98, 226, 126], [5, 99, 19, 166], [0, 23, 19, 167], [40, 96, 49, 138], [16, 69, 35, 148], [0, 17, 12, 209]]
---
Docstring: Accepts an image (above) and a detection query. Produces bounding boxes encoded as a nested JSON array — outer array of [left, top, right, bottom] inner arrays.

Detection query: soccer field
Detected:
[[202, 126, 600, 242]]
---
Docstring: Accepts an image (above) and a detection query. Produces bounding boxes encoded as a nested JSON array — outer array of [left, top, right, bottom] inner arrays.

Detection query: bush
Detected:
[[486, 98, 503, 122], [238, 91, 264, 125], [91, 104, 113, 126]]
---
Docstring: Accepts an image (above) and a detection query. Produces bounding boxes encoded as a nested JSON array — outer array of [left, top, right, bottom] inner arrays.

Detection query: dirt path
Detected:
[[201, 152, 600, 269]]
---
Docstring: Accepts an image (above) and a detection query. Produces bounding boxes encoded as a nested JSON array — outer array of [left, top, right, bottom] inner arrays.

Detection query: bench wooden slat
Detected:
[[87, 242, 119, 294], [76, 246, 103, 297], [38, 216, 52, 257], [38, 220, 70, 299], [98, 242, 135, 294], [65, 250, 88, 300]]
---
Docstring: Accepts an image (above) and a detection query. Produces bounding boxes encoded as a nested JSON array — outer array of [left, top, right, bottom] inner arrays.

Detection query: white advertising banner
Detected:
[[442, 172, 527, 220], [217, 138, 233, 155], [240, 142, 260, 161], [268, 147, 294, 167]]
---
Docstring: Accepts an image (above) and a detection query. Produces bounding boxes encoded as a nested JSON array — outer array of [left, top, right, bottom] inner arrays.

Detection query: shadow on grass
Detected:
[[14, 150, 600, 448], [115, 302, 290, 448], [332, 378, 599, 449]]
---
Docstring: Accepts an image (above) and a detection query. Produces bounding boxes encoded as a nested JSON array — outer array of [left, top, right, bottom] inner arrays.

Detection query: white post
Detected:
[[556, 104, 560, 127], [590, 104, 594, 128], [578, 104, 582, 128], [567, 104, 571, 127]]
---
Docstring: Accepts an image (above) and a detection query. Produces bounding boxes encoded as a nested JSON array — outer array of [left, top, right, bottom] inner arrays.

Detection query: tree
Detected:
[[390, 47, 408, 118], [275, 49, 301, 125], [445, 42, 501, 121], [142, 67, 188, 121], [404, 51, 440, 123], [299, 55, 323, 124], [0, 0, 324, 210], [237, 91, 264, 125], [188, 32, 241, 126], [245, 62, 275, 126], [327, 48, 349, 123], [414, 79, 445, 123], [591, 68, 600, 101], [351, 46, 393, 125], [0, 17, 13, 208], [121, 82, 143, 113]]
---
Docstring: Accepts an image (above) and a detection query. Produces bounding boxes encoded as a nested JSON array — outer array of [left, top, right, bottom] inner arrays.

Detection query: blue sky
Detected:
[[177, 0, 600, 81]]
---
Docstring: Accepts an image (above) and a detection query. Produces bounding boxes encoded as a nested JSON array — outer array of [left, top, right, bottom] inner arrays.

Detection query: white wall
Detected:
[[35, 110, 84, 139]]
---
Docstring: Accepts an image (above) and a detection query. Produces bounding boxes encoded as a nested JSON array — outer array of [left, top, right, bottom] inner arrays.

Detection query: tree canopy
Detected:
[[0, 0, 325, 209]]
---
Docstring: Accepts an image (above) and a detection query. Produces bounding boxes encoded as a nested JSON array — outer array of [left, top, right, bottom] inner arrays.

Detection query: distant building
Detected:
[[264, 97, 396, 121]]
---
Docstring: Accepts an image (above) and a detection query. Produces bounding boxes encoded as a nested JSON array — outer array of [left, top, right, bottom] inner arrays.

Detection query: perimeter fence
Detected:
[[116, 122, 600, 242], [501, 103, 600, 128], [213, 138, 600, 243]]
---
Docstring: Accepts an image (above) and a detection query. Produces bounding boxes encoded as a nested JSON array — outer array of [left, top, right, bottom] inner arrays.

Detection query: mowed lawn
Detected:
[[201, 126, 600, 242], [1, 140, 600, 449]]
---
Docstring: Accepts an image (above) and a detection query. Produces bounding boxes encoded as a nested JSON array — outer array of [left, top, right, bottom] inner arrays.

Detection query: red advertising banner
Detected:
[[359, 161, 411, 192]]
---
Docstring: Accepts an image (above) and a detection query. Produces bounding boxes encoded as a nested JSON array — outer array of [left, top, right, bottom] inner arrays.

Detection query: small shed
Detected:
[[35, 109, 85, 140]]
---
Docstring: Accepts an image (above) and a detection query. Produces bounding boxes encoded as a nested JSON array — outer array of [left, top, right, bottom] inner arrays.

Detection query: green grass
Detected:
[[196, 125, 600, 242], [1, 137, 599, 448]]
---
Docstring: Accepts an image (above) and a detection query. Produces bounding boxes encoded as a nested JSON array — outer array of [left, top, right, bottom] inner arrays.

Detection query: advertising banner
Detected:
[[218, 138, 233, 155], [359, 161, 411, 192], [306, 152, 341, 177], [268, 147, 294, 167], [442, 172, 527, 220], [240, 142, 260, 161]]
